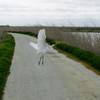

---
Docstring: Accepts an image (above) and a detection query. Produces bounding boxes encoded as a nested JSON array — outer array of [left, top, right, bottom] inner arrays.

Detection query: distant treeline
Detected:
[[9, 26, 100, 32], [61, 27, 100, 32], [1, 26, 100, 32]]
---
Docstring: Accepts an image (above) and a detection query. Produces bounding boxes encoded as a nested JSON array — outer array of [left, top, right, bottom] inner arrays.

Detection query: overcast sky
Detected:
[[0, 0, 100, 26]]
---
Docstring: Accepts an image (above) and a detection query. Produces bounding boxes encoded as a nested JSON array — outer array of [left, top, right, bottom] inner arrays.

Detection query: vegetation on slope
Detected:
[[0, 34, 15, 99]]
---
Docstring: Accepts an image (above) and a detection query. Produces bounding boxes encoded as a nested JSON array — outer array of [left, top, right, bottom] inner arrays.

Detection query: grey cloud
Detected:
[[0, 0, 100, 26]]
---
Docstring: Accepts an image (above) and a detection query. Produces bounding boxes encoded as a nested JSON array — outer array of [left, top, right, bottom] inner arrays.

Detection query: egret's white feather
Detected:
[[30, 42, 38, 50]]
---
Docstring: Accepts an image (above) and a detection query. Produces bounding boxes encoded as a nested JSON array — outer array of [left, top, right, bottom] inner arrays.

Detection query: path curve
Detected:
[[3, 33, 100, 100]]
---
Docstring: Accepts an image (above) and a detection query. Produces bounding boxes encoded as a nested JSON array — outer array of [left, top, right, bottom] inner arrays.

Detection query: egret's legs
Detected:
[[38, 56, 41, 65], [41, 55, 44, 65], [38, 55, 44, 65]]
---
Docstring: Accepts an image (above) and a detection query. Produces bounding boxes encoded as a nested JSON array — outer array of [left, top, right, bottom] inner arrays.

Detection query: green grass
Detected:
[[43, 37, 100, 74], [46, 38, 55, 45], [0, 34, 15, 99], [55, 42, 100, 72]]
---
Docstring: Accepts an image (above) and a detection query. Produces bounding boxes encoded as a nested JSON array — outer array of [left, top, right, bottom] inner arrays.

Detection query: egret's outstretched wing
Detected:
[[45, 44, 57, 54], [30, 42, 38, 50]]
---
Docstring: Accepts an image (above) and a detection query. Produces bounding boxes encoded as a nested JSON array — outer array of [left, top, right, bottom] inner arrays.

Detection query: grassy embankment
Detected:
[[10, 31, 100, 75], [0, 34, 15, 99]]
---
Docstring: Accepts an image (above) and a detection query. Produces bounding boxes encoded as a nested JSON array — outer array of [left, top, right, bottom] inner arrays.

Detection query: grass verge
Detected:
[[0, 34, 15, 99], [54, 42, 100, 74]]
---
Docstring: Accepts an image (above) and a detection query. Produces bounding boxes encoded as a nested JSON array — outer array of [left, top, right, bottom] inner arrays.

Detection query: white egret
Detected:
[[30, 29, 55, 65]]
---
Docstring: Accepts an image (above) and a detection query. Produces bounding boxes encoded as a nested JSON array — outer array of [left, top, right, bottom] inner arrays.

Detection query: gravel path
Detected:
[[3, 33, 100, 100]]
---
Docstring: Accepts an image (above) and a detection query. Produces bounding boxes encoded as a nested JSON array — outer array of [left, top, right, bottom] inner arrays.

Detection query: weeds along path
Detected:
[[0, 34, 15, 100]]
